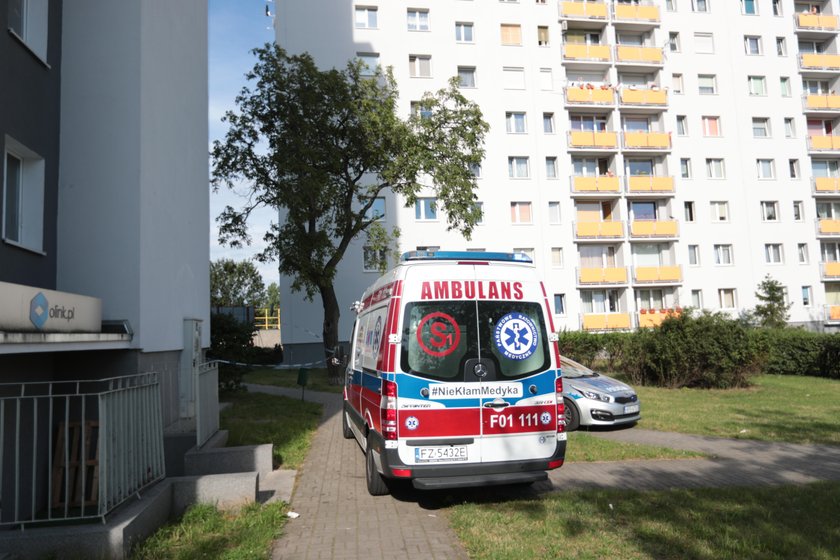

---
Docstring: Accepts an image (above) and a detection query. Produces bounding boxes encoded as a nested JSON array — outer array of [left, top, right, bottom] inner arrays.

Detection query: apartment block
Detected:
[[275, 0, 840, 359]]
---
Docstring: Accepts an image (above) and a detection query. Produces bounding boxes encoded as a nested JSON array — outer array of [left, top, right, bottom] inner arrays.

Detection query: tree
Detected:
[[211, 44, 488, 382], [210, 258, 266, 307], [753, 274, 792, 328], [264, 282, 280, 312]]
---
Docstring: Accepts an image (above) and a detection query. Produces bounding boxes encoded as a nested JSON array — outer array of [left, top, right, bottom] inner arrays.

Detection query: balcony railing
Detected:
[[559, 0, 608, 20], [799, 53, 840, 70], [821, 261, 840, 280], [570, 175, 621, 194], [0, 374, 165, 527], [629, 219, 679, 238], [813, 177, 840, 194], [574, 220, 625, 239], [632, 265, 682, 284], [565, 86, 615, 105], [795, 13, 839, 31], [803, 94, 840, 110], [562, 44, 612, 62], [637, 308, 681, 328], [808, 135, 840, 151], [577, 266, 628, 285], [622, 131, 671, 150], [817, 218, 840, 235], [825, 304, 840, 323], [568, 130, 619, 149], [615, 45, 663, 64], [626, 175, 675, 194], [613, 2, 660, 23], [581, 312, 632, 331], [619, 88, 668, 106]]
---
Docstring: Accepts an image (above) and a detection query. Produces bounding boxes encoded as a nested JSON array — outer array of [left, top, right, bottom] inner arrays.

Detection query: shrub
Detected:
[[556, 330, 602, 368], [816, 334, 840, 379], [209, 312, 258, 392], [749, 328, 823, 377]]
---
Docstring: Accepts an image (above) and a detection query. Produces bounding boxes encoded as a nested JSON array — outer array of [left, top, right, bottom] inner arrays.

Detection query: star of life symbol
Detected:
[[494, 312, 539, 361], [405, 416, 419, 430], [540, 412, 552, 425]]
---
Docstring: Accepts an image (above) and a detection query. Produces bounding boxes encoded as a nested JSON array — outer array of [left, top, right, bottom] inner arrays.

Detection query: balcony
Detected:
[[824, 304, 840, 323], [577, 266, 628, 285], [799, 53, 840, 71], [565, 86, 615, 106], [821, 261, 840, 280], [803, 94, 840, 112], [629, 219, 679, 239], [570, 175, 621, 196], [574, 220, 625, 240], [807, 135, 840, 152], [813, 177, 840, 195], [613, 2, 660, 24], [632, 265, 682, 284], [562, 44, 612, 64], [817, 218, 840, 236], [614, 45, 664, 66], [795, 13, 839, 32], [581, 312, 632, 331], [637, 308, 681, 328], [622, 131, 671, 151], [619, 87, 668, 108], [568, 130, 619, 150], [626, 175, 675, 195], [558, 0, 608, 21]]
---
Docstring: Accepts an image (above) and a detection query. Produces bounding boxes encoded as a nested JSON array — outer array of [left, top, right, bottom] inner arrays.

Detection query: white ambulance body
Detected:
[[342, 251, 566, 495]]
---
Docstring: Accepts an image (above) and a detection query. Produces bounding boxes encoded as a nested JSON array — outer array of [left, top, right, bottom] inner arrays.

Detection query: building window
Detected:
[[505, 112, 527, 133], [798, 243, 809, 264], [407, 9, 430, 31], [676, 115, 687, 135], [748, 75, 767, 96], [7, 0, 48, 62], [474, 201, 484, 225], [780, 77, 791, 96], [776, 37, 787, 56], [354, 6, 378, 28], [470, 162, 482, 178], [669, 32, 681, 52], [666, 0, 676, 11], [714, 244, 733, 265], [410, 101, 432, 119], [680, 158, 692, 178], [719, 288, 737, 309], [672, 73, 684, 94], [365, 197, 386, 221], [3, 138, 45, 252], [702, 116, 721, 136], [409, 55, 432, 77], [458, 66, 476, 88], [503, 67, 526, 89], [554, 293, 566, 315], [357, 52, 380, 75], [744, 36, 761, 55], [761, 201, 779, 221], [757, 159, 775, 179], [500, 24, 522, 45], [711, 201, 729, 222], [456, 22, 474, 42], [538, 25, 549, 46], [752, 117, 770, 138], [772, 0, 781, 16], [802, 286, 812, 307], [685, 201, 695, 222], [548, 201, 561, 224], [508, 156, 530, 178], [688, 244, 700, 265], [793, 201, 804, 222], [765, 243, 784, 264], [785, 118, 796, 138], [510, 201, 533, 223], [706, 158, 725, 179], [363, 246, 387, 272], [539, 68, 553, 90], [695, 32, 715, 54], [415, 197, 438, 220], [551, 247, 563, 267], [741, 0, 757, 15], [789, 159, 800, 179], [545, 157, 558, 179], [692, 0, 709, 13], [698, 74, 717, 94], [543, 113, 555, 133], [691, 289, 703, 309]]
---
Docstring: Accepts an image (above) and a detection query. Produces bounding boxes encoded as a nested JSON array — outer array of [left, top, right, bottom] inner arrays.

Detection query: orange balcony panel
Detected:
[[573, 176, 620, 193], [831, 305, 840, 321], [560, 1, 608, 18], [569, 131, 618, 148], [801, 53, 840, 70], [614, 4, 660, 22], [604, 267, 628, 283], [576, 221, 624, 238], [607, 313, 631, 330], [566, 87, 615, 104], [804, 95, 840, 109], [564, 44, 611, 61], [815, 177, 840, 192], [579, 267, 627, 284], [630, 220, 678, 237], [634, 266, 681, 283], [824, 262, 840, 278], [582, 313, 631, 331], [624, 132, 671, 149], [616, 46, 663, 64], [819, 219, 840, 234], [798, 13, 839, 29], [620, 88, 667, 105], [628, 175, 674, 193], [809, 135, 840, 150], [594, 131, 618, 148], [638, 309, 681, 328]]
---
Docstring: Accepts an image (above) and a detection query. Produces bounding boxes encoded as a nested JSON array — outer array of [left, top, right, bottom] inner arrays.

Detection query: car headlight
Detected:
[[579, 389, 611, 403]]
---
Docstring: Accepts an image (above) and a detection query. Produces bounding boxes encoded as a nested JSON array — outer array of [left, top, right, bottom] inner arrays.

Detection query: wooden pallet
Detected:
[[51, 421, 99, 508]]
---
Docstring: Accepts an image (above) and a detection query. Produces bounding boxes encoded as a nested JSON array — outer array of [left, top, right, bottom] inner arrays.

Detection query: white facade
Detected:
[[276, 0, 840, 351]]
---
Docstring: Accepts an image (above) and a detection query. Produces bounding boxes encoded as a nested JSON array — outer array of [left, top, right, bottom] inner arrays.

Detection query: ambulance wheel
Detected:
[[341, 408, 353, 439], [564, 398, 580, 432], [365, 439, 390, 496]]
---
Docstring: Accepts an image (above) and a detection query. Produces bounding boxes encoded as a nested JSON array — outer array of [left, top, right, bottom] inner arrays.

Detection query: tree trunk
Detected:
[[320, 282, 342, 385]]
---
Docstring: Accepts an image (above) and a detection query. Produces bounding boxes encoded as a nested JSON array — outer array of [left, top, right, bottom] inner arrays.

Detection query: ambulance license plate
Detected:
[[624, 404, 640, 414], [415, 446, 468, 463]]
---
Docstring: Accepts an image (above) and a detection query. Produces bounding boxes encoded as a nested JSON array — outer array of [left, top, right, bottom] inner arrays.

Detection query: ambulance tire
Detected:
[[365, 438, 390, 496], [342, 408, 354, 439], [563, 398, 580, 432]]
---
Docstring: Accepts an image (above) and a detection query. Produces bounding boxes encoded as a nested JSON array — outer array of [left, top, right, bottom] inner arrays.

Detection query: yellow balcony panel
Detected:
[[582, 313, 631, 331], [616, 46, 663, 64], [565, 86, 615, 104], [809, 135, 840, 150], [830, 305, 840, 321], [801, 53, 840, 70], [624, 131, 671, 149], [620, 88, 667, 105], [628, 175, 674, 193], [604, 267, 628, 283], [824, 262, 840, 278], [575, 221, 625, 238], [633, 266, 681, 283], [614, 4, 660, 22], [815, 177, 840, 193], [606, 313, 631, 330], [820, 219, 840, 234], [630, 220, 678, 237], [578, 267, 627, 284], [593, 131, 618, 148], [560, 1, 608, 19], [797, 13, 839, 30], [569, 131, 618, 148], [637, 309, 681, 328], [573, 176, 620, 193], [804, 94, 840, 110], [564, 44, 611, 62]]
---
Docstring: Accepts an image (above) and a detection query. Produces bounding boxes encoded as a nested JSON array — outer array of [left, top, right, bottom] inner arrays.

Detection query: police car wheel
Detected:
[[342, 409, 354, 439], [365, 440, 390, 496], [564, 398, 580, 432]]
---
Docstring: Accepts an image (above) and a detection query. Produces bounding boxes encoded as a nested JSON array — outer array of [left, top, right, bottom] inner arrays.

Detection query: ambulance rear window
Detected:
[[400, 301, 550, 381]]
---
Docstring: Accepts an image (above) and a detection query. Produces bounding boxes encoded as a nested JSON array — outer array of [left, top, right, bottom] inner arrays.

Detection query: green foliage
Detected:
[[752, 274, 792, 328], [750, 329, 840, 379], [209, 312, 257, 391], [210, 258, 266, 307], [557, 330, 603, 368], [817, 334, 840, 379], [264, 282, 279, 312]]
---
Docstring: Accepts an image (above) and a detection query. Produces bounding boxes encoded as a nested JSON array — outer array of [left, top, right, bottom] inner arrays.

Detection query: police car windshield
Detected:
[[560, 360, 598, 379], [400, 301, 550, 381]]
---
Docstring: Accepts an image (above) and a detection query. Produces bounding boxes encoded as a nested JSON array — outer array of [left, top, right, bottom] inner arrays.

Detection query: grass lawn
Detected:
[[565, 431, 702, 462], [449, 481, 840, 560], [635, 374, 840, 445], [242, 367, 343, 394]]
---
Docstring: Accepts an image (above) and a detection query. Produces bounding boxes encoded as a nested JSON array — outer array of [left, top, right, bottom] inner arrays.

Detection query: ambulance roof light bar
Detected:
[[400, 251, 533, 263]]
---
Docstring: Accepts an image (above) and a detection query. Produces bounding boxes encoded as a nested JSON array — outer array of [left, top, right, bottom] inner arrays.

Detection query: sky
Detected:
[[208, 0, 278, 285]]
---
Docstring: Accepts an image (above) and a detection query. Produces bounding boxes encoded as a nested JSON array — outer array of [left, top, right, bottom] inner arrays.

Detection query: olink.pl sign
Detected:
[[0, 281, 101, 333]]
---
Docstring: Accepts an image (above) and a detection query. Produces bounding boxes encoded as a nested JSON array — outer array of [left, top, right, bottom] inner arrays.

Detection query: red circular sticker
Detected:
[[416, 312, 461, 358]]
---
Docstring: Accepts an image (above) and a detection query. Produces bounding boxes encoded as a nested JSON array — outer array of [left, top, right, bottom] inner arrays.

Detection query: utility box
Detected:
[[180, 318, 203, 418]]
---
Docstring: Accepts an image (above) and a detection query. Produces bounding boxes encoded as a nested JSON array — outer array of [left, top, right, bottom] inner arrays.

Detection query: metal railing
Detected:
[[0, 374, 164, 527], [254, 308, 281, 330], [196, 362, 220, 449]]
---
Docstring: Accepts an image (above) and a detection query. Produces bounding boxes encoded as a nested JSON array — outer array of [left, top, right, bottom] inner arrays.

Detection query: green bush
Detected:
[[816, 334, 840, 379], [556, 330, 602, 368], [749, 328, 823, 377], [209, 312, 257, 392]]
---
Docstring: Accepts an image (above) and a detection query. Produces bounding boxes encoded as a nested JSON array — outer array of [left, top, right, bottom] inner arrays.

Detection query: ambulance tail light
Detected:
[[555, 377, 565, 433], [381, 379, 398, 440]]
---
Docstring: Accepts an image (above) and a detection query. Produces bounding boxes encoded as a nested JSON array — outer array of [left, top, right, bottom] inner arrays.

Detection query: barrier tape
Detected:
[[213, 358, 330, 370]]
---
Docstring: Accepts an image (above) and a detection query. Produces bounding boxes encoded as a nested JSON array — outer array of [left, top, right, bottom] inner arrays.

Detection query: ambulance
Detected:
[[342, 251, 566, 495]]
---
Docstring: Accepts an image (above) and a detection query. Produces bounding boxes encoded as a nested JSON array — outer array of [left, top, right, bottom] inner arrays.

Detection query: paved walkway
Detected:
[[246, 384, 840, 559]]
